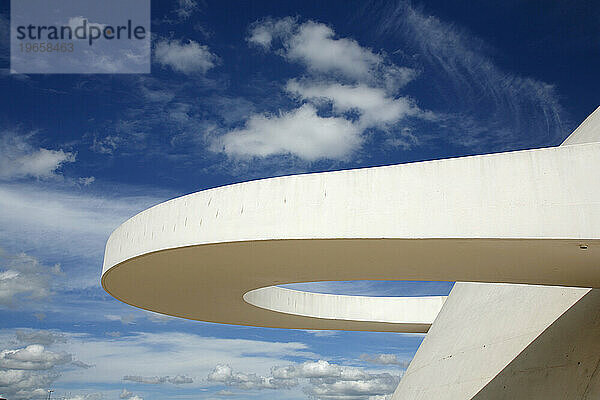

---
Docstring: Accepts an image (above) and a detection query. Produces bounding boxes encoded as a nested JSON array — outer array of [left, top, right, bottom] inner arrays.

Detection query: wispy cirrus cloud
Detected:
[[369, 0, 567, 149], [0, 182, 166, 288], [174, 0, 199, 20]]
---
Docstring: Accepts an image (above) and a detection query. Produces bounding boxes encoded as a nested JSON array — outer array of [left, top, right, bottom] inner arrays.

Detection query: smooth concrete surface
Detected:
[[102, 139, 600, 331], [472, 288, 600, 400], [392, 283, 600, 400], [562, 106, 600, 146], [244, 286, 446, 325], [102, 106, 600, 397]]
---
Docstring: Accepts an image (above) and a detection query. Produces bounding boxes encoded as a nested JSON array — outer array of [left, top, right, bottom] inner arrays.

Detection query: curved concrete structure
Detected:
[[102, 140, 600, 330], [102, 106, 600, 398]]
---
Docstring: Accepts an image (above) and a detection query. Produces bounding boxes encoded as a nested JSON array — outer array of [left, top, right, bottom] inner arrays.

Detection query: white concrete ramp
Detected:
[[101, 105, 600, 399], [562, 106, 600, 145], [392, 283, 600, 400]]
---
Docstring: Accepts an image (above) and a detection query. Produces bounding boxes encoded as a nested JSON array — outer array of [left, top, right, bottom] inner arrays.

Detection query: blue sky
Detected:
[[0, 1, 598, 400]]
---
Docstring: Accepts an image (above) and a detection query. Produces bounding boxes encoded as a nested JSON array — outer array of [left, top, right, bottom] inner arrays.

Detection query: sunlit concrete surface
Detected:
[[392, 283, 600, 399], [102, 141, 600, 328], [562, 105, 600, 145], [102, 105, 600, 397]]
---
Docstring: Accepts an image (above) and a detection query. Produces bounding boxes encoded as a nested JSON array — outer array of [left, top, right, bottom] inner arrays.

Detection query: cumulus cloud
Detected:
[[119, 388, 144, 400], [285, 22, 380, 81], [0, 332, 78, 400], [214, 104, 362, 161], [247, 17, 295, 48], [208, 364, 297, 390], [215, 18, 429, 162], [63, 394, 102, 400], [0, 368, 57, 400], [123, 375, 193, 385], [0, 251, 62, 307], [250, 19, 379, 83], [0, 131, 75, 181], [155, 39, 218, 74], [208, 360, 401, 400], [249, 18, 416, 88], [359, 354, 409, 367], [286, 80, 425, 129], [0, 345, 71, 371], [2, 330, 311, 400]]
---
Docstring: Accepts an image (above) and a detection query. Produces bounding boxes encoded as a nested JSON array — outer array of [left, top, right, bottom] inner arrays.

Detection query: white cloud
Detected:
[[0, 132, 75, 181], [140, 86, 175, 103], [223, 18, 431, 163], [71, 360, 93, 369], [304, 374, 399, 400], [120, 388, 143, 400], [0, 183, 163, 288], [0, 329, 314, 399], [0, 335, 75, 400], [0, 251, 61, 307], [67, 16, 105, 32], [90, 135, 121, 154], [1, 329, 400, 400], [359, 354, 409, 367], [249, 19, 380, 82], [286, 22, 381, 81], [303, 330, 339, 338], [78, 176, 95, 186], [105, 314, 137, 325], [123, 375, 193, 385], [208, 364, 297, 390], [63, 394, 102, 400], [215, 104, 362, 161], [286, 80, 424, 129], [0, 345, 71, 371], [174, 0, 198, 19], [247, 17, 296, 49], [208, 360, 401, 400], [248, 18, 416, 90], [16, 330, 66, 346], [49, 331, 314, 389], [0, 369, 57, 400], [155, 39, 218, 74]]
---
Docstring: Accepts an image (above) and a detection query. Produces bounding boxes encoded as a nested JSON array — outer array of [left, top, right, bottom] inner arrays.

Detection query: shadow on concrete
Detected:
[[473, 289, 600, 400]]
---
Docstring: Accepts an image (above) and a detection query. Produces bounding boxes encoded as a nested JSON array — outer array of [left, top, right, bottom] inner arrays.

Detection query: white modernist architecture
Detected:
[[102, 106, 600, 399]]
